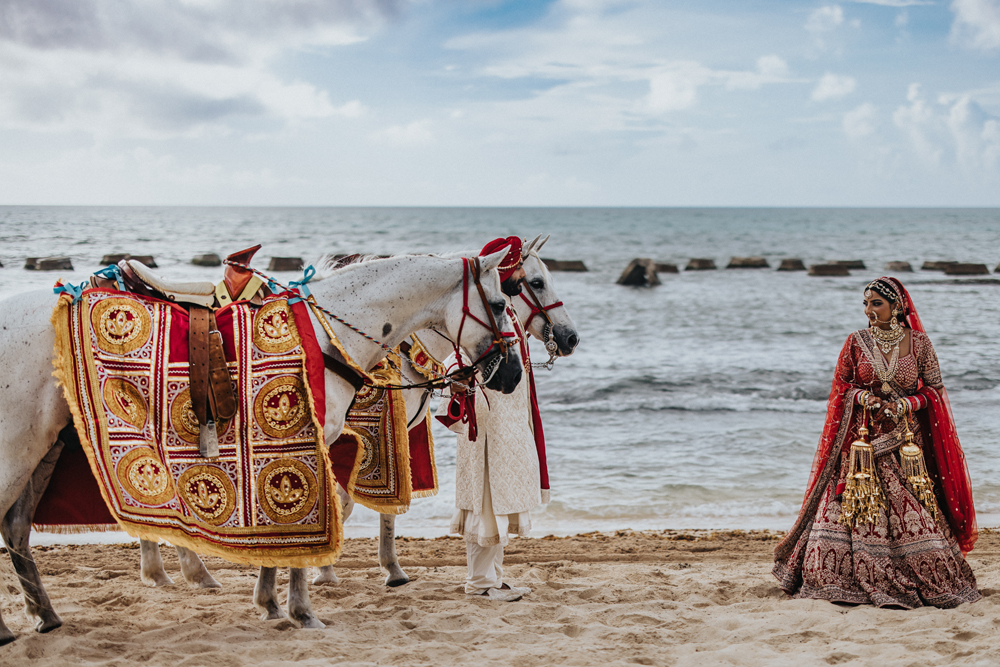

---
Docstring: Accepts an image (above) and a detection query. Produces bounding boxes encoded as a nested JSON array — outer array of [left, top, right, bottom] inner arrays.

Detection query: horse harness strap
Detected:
[[322, 352, 366, 393], [469, 257, 511, 358], [189, 308, 237, 457]]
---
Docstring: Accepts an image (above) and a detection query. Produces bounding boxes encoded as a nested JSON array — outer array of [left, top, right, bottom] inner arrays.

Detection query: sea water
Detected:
[[2, 206, 998, 541]]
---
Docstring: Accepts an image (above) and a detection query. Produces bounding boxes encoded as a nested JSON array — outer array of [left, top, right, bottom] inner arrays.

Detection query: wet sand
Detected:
[[2, 530, 999, 666]]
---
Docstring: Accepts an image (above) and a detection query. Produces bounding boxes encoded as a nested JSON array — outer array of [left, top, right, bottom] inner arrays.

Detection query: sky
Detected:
[[0, 0, 999, 207]]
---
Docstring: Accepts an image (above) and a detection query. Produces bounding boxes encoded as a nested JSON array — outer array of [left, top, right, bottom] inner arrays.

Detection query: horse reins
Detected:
[[223, 257, 512, 393]]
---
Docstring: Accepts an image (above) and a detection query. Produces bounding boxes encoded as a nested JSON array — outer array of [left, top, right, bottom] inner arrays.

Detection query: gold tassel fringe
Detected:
[[840, 413, 886, 529], [899, 429, 938, 520]]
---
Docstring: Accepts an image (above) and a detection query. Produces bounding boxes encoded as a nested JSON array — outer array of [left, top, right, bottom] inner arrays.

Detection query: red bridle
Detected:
[[453, 256, 518, 371], [518, 281, 564, 331]]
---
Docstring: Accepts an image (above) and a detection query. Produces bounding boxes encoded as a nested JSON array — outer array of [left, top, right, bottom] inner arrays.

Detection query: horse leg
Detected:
[[379, 514, 409, 587], [312, 483, 353, 585], [287, 568, 324, 629], [139, 540, 174, 587], [253, 567, 287, 620], [0, 441, 65, 635], [175, 546, 221, 588]]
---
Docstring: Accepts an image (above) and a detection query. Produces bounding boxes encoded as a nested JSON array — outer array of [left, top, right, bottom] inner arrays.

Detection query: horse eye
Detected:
[[490, 300, 505, 314], [530, 279, 544, 289]]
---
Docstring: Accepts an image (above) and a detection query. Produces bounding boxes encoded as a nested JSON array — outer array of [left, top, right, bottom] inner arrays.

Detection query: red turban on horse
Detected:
[[479, 236, 523, 282]]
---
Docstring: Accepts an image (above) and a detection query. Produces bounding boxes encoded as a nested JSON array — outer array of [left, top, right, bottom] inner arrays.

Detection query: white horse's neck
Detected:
[[306, 255, 461, 372]]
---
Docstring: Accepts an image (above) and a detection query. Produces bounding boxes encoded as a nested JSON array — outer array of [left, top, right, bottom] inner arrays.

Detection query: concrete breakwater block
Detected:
[[268, 257, 304, 272], [809, 264, 850, 276], [685, 258, 716, 271], [921, 261, 957, 271], [834, 260, 865, 270], [944, 263, 990, 276], [884, 261, 913, 272], [727, 257, 769, 269], [541, 259, 588, 272], [617, 258, 660, 286], [101, 253, 157, 267], [655, 262, 679, 273], [191, 253, 222, 267], [777, 258, 806, 271], [25, 256, 74, 271]]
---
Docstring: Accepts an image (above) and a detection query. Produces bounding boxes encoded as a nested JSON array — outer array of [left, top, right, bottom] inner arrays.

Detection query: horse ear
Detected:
[[536, 235, 550, 253], [524, 234, 542, 255], [480, 249, 506, 273]]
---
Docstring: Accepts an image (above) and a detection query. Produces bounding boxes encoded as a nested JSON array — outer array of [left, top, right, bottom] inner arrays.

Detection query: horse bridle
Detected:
[[518, 280, 564, 369]]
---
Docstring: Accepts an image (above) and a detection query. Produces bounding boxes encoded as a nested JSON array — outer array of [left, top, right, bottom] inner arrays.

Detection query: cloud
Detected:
[[812, 73, 857, 101], [372, 119, 433, 146], [950, 0, 1000, 51], [891, 83, 1000, 169], [848, 0, 932, 6], [806, 6, 845, 35], [0, 0, 397, 137], [843, 102, 878, 138]]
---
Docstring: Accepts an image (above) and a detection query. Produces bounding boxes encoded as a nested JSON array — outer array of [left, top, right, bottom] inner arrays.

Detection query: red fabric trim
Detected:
[[34, 433, 115, 528], [918, 385, 978, 553], [512, 309, 549, 492], [289, 297, 326, 429], [408, 418, 436, 493]]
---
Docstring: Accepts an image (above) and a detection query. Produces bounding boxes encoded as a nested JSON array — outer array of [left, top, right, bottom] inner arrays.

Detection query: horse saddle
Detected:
[[89, 246, 272, 457]]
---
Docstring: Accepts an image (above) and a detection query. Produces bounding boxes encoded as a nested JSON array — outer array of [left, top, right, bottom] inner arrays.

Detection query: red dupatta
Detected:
[[801, 277, 977, 553]]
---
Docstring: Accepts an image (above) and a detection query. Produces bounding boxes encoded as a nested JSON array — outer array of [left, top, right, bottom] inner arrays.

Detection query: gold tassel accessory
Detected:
[[898, 406, 938, 519], [840, 406, 887, 529]]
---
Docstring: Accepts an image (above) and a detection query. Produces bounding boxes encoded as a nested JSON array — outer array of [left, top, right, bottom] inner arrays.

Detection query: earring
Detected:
[[890, 307, 901, 331]]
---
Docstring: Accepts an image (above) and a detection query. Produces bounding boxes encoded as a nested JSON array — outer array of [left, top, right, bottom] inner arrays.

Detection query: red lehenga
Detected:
[[773, 281, 979, 609]]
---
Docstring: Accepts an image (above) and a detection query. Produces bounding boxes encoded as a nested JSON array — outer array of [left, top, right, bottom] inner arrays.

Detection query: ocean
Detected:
[[1, 206, 998, 542]]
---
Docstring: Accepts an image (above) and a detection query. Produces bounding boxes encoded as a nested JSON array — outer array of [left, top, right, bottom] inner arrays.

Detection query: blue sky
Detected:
[[0, 0, 998, 206]]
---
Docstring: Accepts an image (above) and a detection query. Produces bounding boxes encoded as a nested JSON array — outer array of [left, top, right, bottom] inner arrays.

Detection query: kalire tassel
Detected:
[[899, 422, 938, 520], [840, 407, 887, 529]]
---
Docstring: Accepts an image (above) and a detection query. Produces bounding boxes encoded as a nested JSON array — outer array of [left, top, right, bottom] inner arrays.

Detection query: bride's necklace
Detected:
[[869, 322, 905, 354], [869, 322, 904, 393]]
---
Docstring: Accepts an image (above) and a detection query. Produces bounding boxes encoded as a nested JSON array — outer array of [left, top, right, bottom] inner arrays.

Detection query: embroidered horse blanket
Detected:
[[330, 354, 439, 515], [51, 289, 344, 568]]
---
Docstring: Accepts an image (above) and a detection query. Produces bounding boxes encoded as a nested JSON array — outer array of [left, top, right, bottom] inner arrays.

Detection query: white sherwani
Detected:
[[439, 341, 542, 548]]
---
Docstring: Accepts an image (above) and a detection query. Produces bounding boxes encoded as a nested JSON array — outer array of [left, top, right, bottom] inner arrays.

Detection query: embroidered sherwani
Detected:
[[773, 329, 979, 608], [441, 309, 544, 548]]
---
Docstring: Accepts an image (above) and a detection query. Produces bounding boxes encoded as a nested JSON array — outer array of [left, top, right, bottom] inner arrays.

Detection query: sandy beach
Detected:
[[1, 530, 997, 666]]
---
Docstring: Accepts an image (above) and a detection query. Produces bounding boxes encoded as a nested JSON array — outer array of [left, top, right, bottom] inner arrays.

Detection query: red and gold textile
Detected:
[[773, 279, 979, 607], [51, 289, 343, 568], [337, 358, 413, 514]]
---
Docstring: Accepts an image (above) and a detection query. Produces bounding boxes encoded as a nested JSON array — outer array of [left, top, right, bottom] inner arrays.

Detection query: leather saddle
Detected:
[[90, 245, 269, 458]]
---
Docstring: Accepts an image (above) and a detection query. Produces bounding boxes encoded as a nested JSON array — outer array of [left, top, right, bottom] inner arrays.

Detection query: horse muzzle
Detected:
[[482, 350, 523, 394], [552, 324, 580, 357]]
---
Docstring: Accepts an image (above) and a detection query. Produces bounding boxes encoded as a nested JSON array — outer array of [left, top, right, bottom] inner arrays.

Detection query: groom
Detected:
[[438, 236, 550, 602]]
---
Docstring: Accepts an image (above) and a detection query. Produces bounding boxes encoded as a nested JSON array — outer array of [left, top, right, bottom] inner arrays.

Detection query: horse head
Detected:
[[516, 235, 580, 357], [438, 249, 523, 394]]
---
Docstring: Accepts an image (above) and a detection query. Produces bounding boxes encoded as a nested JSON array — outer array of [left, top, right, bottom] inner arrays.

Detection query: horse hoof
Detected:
[[259, 606, 288, 622], [294, 614, 326, 630], [35, 613, 63, 634], [193, 574, 222, 589], [141, 572, 175, 587], [385, 574, 410, 587], [312, 571, 339, 585]]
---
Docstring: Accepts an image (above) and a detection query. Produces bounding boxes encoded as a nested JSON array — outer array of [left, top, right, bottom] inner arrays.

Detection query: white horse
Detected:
[[137, 238, 581, 589], [0, 251, 521, 643]]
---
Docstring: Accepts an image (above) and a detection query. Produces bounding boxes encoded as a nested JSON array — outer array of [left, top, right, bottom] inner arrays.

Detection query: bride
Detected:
[[773, 277, 979, 608]]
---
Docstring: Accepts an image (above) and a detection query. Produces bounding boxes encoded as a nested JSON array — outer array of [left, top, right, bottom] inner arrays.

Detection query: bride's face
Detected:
[[863, 291, 894, 328]]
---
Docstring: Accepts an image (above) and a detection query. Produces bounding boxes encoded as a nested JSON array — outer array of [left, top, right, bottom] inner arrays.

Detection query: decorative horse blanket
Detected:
[[329, 354, 439, 514], [51, 289, 344, 568]]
